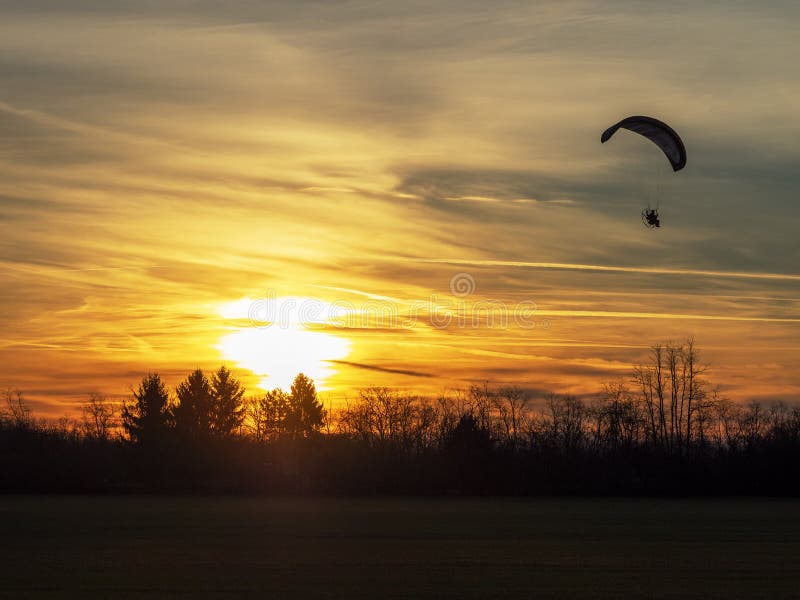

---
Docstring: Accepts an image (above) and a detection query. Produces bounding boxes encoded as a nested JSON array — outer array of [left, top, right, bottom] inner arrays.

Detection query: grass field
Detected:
[[1, 496, 798, 599]]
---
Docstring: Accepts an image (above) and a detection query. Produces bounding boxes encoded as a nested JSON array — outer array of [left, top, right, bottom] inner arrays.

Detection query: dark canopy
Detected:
[[601, 116, 686, 171]]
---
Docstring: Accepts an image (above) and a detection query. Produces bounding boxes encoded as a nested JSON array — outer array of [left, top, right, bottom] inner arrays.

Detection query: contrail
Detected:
[[413, 258, 800, 282], [0, 100, 189, 153], [532, 309, 800, 323], [0, 261, 162, 277], [0, 100, 142, 144], [308, 284, 400, 302]]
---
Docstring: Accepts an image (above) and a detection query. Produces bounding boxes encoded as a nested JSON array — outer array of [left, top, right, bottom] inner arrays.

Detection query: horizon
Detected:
[[1, 1, 799, 417]]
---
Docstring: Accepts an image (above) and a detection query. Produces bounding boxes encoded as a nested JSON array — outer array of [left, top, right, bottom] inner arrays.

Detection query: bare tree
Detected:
[[634, 339, 708, 452], [683, 338, 708, 447], [468, 383, 494, 434], [494, 386, 530, 448], [737, 400, 767, 449], [3, 388, 33, 431], [711, 395, 739, 449], [598, 380, 642, 450], [337, 388, 437, 453], [432, 395, 463, 448], [81, 393, 117, 441], [633, 344, 667, 447], [543, 394, 587, 451]]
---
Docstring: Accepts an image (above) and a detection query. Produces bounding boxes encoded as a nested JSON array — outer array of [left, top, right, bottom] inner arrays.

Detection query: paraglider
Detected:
[[601, 115, 686, 172], [601, 115, 686, 229], [642, 207, 660, 228]]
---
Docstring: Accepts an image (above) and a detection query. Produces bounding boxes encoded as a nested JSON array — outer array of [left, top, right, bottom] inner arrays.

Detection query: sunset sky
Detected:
[[1, 1, 798, 416]]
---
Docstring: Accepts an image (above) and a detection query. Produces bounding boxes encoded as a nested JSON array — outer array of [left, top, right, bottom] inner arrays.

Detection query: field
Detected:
[[1, 496, 798, 599]]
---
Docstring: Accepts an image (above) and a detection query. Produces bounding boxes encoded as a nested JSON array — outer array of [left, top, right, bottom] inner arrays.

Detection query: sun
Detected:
[[216, 297, 351, 391]]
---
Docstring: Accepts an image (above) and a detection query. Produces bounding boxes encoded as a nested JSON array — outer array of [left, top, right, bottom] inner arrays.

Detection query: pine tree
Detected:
[[173, 369, 213, 442], [247, 389, 291, 442], [210, 366, 245, 438], [122, 373, 170, 446], [288, 373, 325, 437]]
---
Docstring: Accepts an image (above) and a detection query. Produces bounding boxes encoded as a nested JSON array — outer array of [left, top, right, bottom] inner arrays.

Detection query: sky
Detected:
[[1, 1, 799, 416]]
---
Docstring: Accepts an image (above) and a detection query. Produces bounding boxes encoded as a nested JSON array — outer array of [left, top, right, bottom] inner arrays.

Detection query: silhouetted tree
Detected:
[[2, 388, 33, 431], [634, 345, 666, 447], [543, 394, 588, 452], [738, 400, 767, 450], [494, 386, 530, 448], [431, 395, 464, 448], [710, 395, 739, 449], [443, 414, 495, 492], [210, 366, 245, 438], [597, 380, 642, 450], [246, 389, 291, 442], [5, 336, 800, 496], [467, 383, 494, 433], [122, 374, 170, 446], [173, 369, 213, 442], [634, 339, 708, 452], [287, 373, 324, 437], [682, 338, 707, 447], [81, 393, 116, 441], [445, 414, 494, 452], [338, 388, 437, 452]]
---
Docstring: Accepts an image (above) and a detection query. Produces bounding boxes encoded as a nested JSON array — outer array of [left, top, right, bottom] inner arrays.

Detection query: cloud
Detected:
[[328, 360, 434, 379], [412, 258, 800, 282], [0, 1, 798, 414]]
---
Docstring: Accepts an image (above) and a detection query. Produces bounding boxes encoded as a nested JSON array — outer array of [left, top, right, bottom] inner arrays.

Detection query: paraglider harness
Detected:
[[642, 207, 660, 228]]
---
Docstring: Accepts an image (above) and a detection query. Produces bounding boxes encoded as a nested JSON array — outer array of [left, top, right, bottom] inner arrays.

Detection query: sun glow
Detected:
[[217, 297, 351, 391]]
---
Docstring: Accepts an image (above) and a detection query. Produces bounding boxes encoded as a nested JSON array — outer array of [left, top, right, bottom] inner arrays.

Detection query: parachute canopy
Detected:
[[601, 116, 686, 172]]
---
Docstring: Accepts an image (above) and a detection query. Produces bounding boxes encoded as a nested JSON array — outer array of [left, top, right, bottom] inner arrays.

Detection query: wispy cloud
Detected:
[[412, 258, 800, 282], [328, 360, 434, 379], [0, 1, 798, 413]]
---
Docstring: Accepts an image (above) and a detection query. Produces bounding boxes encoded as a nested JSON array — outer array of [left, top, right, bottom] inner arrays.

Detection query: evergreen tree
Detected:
[[173, 368, 213, 442], [122, 373, 170, 446], [288, 373, 324, 437], [210, 366, 245, 437], [247, 389, 291, 442]]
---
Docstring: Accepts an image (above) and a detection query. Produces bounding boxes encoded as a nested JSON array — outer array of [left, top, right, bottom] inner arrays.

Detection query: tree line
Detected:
[[119, 367, 324, 446], [2, 339, 799, 495]]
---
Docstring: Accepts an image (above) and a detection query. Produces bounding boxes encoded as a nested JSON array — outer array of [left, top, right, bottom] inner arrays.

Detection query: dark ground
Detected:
[[1, 496, 798, 599]]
